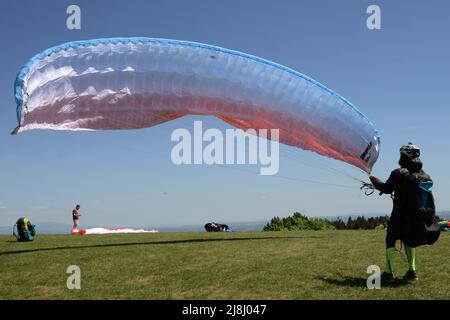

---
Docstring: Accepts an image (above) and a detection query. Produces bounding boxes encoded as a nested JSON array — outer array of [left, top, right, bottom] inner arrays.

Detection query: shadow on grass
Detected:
[[317, 275, 412, 288], [0, 235, 325, 256]]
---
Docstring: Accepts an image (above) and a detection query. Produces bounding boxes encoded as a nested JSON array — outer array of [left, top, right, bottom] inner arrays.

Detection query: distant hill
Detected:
[[0, 222, 73, 235], [0, 220, 268, 235], [437, 211, 450, 219], [156, 221, 268, 232], [1, 212, 448, 235], [324, 211, 450, 221]]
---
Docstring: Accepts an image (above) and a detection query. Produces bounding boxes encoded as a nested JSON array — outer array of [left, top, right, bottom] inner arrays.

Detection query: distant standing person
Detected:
[[72, 204, 82, 229]]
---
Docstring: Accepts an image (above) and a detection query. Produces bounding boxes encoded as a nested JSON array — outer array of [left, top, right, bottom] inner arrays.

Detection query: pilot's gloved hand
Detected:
[[369, 176, 381, 185]]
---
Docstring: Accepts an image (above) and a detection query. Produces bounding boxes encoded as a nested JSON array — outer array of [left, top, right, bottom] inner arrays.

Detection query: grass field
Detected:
[[0, 230, 448, 299]]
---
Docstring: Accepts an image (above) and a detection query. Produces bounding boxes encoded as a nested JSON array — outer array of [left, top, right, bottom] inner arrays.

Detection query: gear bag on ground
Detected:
[[13, 218, 36, 242]]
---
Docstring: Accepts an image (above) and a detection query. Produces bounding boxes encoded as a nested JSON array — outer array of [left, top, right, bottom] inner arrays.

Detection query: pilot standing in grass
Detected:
[[369, 143, 433, 282], [72, 204, 82, 230]]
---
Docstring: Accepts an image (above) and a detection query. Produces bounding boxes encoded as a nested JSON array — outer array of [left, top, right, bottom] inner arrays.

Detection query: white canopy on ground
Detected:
[[71, 227, 158, 235]]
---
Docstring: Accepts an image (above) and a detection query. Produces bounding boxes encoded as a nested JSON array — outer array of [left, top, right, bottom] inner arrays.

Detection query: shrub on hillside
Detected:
[[263, 212, 335, 231]]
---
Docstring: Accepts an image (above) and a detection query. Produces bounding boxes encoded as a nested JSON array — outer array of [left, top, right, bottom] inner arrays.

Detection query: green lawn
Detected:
[[0, 230, 448, 299]]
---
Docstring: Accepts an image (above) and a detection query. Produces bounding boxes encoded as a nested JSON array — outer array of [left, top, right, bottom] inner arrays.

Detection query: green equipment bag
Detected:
[[13, 218, 36, 242]]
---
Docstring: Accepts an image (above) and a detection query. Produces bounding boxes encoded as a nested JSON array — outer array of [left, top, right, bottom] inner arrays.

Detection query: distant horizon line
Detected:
[[2, 211, 449, 230]]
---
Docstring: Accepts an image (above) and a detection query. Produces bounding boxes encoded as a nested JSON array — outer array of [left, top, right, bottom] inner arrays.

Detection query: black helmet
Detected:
[[400, 142, 420, 159]]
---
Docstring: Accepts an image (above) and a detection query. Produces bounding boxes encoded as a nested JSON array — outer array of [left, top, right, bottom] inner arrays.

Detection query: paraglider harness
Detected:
[[204, 222, 230, 232], [398, 180, 440, 247], [13, 218, 36, 242], [362, 179, 440, 248]]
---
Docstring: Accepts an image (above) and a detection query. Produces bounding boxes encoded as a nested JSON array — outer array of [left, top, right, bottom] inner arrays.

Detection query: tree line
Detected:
[[263, 212, 389, 231], [329, 215, 389, 230]]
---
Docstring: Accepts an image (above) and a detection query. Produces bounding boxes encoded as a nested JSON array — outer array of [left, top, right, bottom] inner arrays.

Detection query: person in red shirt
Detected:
[[72, 204, 82, 229]]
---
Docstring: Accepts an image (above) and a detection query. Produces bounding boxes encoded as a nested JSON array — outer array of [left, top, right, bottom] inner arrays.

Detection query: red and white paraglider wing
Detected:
[[14, 38, 379, 173]]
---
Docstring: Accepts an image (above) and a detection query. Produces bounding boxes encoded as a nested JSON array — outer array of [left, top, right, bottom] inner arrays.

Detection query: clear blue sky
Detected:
[[0, 0, 449, 228]]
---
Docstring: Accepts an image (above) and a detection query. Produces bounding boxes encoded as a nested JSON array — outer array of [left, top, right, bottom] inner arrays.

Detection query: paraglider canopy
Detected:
[[13, 37, 380, 173]]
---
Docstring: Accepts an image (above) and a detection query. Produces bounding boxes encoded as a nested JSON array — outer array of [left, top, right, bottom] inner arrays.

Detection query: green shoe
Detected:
[[403, 270, 418, 281]]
